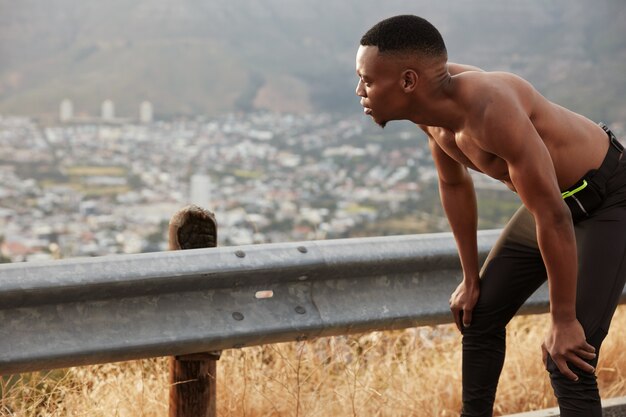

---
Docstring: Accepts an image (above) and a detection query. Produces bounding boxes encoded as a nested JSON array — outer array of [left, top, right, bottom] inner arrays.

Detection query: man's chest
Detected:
[[430, 128, 511, 181]]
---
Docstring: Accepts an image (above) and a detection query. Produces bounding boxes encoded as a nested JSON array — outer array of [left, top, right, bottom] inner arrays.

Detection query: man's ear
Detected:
[[401, 69, 418, 92]]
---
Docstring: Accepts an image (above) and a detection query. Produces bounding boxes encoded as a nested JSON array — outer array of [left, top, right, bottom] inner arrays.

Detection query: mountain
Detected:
[[0, 0, 625, 122]]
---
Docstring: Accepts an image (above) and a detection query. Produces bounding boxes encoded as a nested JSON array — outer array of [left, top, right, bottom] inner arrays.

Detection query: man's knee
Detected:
[[462, 314, 506, 339], [547, 362, 601, 417], [545, 327, 606, 417]]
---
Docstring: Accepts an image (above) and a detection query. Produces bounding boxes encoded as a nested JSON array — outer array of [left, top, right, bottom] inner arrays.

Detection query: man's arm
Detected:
[[426, 132, 480, 331], [478, 84, 596, 381]]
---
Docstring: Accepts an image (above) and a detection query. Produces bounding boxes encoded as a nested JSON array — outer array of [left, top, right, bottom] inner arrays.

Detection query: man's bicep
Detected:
[[483, 113, 563, 213], [508, 147, 562, 215], [506, 157, 560, 214]]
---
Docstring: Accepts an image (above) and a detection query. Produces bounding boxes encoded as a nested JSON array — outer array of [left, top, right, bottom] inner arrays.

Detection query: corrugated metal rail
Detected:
[[1, 229, 624, 376]]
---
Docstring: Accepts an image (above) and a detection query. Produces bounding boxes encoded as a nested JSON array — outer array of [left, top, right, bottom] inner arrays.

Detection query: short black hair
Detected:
[[360, 15, 447, 58]]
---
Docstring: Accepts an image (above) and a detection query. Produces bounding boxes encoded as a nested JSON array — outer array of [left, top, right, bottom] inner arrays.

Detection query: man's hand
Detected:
[[541, 318, 596, 381], [449, 279, 480, 332]]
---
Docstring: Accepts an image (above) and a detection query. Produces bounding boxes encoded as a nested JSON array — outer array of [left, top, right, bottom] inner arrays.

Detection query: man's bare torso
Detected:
[[421, 70, 610, 192]]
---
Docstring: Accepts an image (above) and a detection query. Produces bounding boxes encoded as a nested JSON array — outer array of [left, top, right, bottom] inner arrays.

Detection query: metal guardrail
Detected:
[[1, 229, 625, 377], [0, 230, 490, 374]]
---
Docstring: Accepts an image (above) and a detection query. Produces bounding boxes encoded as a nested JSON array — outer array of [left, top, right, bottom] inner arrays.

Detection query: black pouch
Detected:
[[562, 171, 605, 223]]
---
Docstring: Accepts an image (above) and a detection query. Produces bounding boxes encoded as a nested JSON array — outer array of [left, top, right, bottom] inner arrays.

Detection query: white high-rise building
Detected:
[[140, 101, 153, 123], [59, 99, 73, 122], [190, 174, 211, 208], [101, 99, 115, 121]]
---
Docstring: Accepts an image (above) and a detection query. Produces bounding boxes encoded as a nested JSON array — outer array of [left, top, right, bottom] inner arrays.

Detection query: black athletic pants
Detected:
[[461, 140, 626, 416]]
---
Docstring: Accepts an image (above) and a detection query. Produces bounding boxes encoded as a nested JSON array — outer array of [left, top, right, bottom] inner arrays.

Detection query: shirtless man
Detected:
[[356, 15, 626, 416]]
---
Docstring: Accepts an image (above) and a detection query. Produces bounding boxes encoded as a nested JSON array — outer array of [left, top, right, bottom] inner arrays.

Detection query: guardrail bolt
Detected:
[[295, 306, 306, 314], [297, 246, 308, 254], [235, 250, 246, 258], [232, 312, 245, 321]]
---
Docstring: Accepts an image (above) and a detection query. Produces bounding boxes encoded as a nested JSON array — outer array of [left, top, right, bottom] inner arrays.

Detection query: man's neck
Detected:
[[408, 84, 465, 132], [402, 61, 462, 129]]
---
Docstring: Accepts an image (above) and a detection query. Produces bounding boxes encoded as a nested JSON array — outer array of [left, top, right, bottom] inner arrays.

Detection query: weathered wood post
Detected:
[[168, 205, 221, 417]]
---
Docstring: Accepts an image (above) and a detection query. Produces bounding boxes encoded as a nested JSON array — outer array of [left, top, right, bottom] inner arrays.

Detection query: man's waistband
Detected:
[[561, 123, 623, 197], [561, 123, 623, 222], [590, 123, 623, 187]]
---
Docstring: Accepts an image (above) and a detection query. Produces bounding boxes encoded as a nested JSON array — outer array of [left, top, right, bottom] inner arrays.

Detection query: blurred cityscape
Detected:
[[0, 103, 529, 263], [1, 105, 625, 263]]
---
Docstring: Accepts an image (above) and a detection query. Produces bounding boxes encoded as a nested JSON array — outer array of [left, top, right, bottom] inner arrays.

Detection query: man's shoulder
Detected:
[[446, 62, 485, 75], [455, 70, 533, 92], [454, 71, 537, 117]]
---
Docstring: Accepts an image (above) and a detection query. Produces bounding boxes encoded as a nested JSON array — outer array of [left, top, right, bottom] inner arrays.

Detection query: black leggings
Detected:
[[461, 156, 626, 417]]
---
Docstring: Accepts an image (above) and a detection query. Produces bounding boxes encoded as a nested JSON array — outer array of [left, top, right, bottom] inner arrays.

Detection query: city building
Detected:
[[59, 99, 73, 122], [101, 100, 115, 121], [140, 101, 153, 123], [190, 174, 212, 208]]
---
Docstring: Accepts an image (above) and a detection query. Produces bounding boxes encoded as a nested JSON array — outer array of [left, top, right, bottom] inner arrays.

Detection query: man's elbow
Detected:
[[439, 177, 472, 193], [439, 168, 472, 188], [535, 202, 573, 229]]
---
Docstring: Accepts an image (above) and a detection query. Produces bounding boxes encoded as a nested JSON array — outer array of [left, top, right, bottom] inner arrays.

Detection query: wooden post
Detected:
[[168, 205, 220, 417]]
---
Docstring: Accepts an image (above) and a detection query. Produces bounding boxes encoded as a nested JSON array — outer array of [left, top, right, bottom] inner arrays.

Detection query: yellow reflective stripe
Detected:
[[562, 180, 588, 199]]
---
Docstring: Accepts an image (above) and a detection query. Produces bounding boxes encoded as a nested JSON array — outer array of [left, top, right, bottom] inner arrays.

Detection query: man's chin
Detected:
[[366, 112, 387, 129]]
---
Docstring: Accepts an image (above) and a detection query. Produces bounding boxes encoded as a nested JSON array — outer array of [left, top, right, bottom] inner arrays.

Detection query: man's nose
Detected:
[[355, 80, 366, 97]]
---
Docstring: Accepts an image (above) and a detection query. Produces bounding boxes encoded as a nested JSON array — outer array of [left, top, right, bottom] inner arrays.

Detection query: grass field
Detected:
[[2, 305, 626, 417]]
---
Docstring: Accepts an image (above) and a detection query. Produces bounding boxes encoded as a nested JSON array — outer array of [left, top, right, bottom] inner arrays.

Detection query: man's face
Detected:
[[355, 45, 405, 129]]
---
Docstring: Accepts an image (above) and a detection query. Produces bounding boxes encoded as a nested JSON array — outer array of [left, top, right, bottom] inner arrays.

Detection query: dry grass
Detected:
[[2, 305, 626, 417]]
